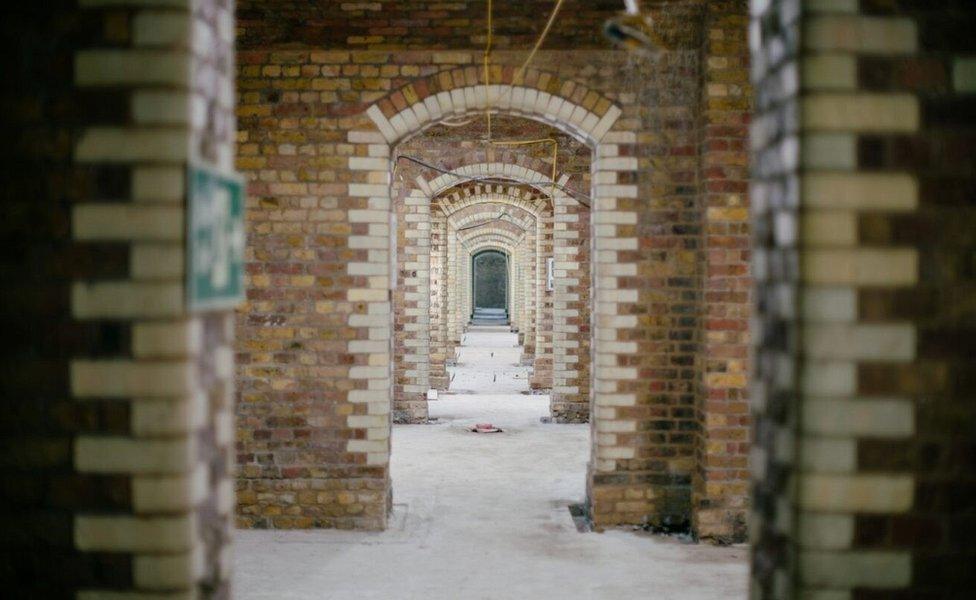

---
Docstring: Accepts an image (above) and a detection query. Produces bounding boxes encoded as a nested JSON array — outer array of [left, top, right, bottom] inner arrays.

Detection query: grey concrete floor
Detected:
[[234, 326, 749, 599]]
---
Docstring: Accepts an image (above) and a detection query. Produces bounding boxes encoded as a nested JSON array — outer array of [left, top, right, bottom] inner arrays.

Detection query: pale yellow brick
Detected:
[[75, 515, 195, 552], [804, 16, 917, 54], [803, 95, 919, 133], [76, 437, 193, 475], [799, 474, 914, 513]]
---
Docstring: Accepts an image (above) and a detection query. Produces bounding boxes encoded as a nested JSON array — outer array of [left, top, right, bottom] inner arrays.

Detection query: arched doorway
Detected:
[[342, 70, 620, 527], [472, 249, 508, 319]]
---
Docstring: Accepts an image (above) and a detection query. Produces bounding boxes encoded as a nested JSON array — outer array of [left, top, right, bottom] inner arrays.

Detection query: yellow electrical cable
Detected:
[[483, 0, 566, 133], [512, 0, 566, 87], [480, 1, 569, 203], [484, 0, 493, 141]]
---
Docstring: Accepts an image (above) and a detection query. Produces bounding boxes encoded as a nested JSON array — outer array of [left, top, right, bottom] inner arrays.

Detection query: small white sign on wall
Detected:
[[546, 257, 554, 291]]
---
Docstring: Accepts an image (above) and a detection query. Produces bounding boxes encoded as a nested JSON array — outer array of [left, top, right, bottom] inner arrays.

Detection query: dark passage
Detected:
[[473, 250, 508, 310]]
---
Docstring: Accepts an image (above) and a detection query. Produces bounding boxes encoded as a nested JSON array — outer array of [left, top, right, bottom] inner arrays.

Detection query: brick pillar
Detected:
[[694, 0, 752, 542], [446, 222, 461, 363], [551, 191, 590, 422], [77, 1, 237, 595], [429, 210, 449, 390], [237, 123, 394, 528], [576, 207, 592, 415], [508, 244, 518, 329], [516, 230, 535, 347], [511, 243, 522, 331], [393, 188, 430, 422], [460, 241, 471, 328], [586, 128, 644, 528], [520, 208, 542, 365], [530, 207, 554, 389], [0, 1, 236, 596], [747, 1, 971, 596], [521, 224, 538, 361]]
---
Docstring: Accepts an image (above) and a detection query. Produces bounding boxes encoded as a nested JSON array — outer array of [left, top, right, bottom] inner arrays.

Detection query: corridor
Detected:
[[8, 2, 976, 597], [234, 326, 747, 599], [448, 325, 530, 394]]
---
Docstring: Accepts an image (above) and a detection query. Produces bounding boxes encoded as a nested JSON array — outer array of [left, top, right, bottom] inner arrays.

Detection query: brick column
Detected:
[[530, 206, 554, 389], [586, 128, 645, 528], [393, 188, 430, 422], [429, 209, 450, 390], [521, 224, 538, 361], [694, 0, 752, 542], [460, 241, 471, 329], [751, 1, 936, 596], [446, 221, 462, 366], [516, 233, 534, 345], [511, 243, 521, 331], [63, 1, 235, 596], [551, 190, 590, 422]]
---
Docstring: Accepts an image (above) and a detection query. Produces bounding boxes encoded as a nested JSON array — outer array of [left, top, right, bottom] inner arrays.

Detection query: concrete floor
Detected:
[[234, 326, 749, 599]]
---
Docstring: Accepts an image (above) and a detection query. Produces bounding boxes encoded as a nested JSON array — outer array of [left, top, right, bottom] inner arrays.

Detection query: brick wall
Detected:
[[237, 0, 650, 50], [234, 1, 754, 536]]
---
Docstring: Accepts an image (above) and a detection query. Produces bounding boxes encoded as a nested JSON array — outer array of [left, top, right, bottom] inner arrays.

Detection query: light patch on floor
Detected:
[[234, 327, 749, 599]]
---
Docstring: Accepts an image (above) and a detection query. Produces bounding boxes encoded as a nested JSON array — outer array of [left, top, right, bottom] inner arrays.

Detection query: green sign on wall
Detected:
[[187, 162, 245, 311]]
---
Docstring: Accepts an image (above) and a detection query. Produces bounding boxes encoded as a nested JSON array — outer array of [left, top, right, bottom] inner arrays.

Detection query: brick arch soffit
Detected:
[[435, 187, 550, 222], [461, 233, 523, 256], [457, 223, 525, 245], [454, 223, 530, 245], [367, 66, 623, 148], [453, 214, 534, 237], [447, 202, 536, 233], [447, 198, 537, 221], [425, 150, 577, 196], [423, 163, 570, 210], [460, 223, 523, 242]]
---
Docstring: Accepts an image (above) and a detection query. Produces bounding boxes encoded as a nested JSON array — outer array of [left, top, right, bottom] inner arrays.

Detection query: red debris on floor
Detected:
[[471, 423, 503, 433]]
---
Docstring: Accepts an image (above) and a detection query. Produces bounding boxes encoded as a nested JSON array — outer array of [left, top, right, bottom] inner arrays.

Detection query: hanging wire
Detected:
[[510, 0, 567, 88], [484, 0, 494, 140], [476, 0, 570, 203], [485, 0, 568, 112]]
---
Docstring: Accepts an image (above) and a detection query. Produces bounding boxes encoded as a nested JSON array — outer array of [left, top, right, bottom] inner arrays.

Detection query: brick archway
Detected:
[[465, 237, 518, 321], [366, 67, 622, 146], [392, 183, 546, 421], [394, 171, 566, 421], [342, 69, 641, 528], [432, 188, 549, 392], [431, 174, 558, 388], [457, 222, 530, 341], [464, 235, 520, 321], [427, 174, 588, 418]]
